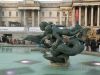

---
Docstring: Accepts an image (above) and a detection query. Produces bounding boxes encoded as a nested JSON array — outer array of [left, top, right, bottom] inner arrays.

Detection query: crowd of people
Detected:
[[0, 34, 100, 52], [85, 37, 100, 52], [0, 35, 33, 45]]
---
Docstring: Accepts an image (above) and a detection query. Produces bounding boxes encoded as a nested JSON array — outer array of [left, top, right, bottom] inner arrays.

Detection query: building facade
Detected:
[[0, 0, 72, 27], [0, 0, 99, 28], [72, 0, 100, 28]]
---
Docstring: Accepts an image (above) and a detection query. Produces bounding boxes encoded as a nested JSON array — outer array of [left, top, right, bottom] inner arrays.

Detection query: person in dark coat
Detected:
[[90, 39, 97, 52], [2, 36, 7, 43], [97, 38, 100, 52], [85, 38, 91, 51]]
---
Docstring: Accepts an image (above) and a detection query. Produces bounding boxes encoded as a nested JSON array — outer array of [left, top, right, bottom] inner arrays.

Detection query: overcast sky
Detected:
[[0, 0, 72, 2], [0, 0, 63, 1]]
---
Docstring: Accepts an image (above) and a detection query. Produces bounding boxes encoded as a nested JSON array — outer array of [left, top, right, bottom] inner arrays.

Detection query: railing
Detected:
[[0, 27, 43, 33], [0, 43, 39, 53]]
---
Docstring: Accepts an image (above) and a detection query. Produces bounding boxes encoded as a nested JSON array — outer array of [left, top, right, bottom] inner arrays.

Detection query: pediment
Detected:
[[73, 0, 100, 2], [83, 0, 100, 1], [24, 0, 34, 4]]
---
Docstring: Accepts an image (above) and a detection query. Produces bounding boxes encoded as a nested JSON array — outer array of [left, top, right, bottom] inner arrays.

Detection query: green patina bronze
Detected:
[[39, 22, 90, 63]]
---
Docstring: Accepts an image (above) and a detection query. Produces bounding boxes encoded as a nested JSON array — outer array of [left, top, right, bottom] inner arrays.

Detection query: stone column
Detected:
[[91, 6, 93, 26], [24, 10, 27, 27], [60, 11, 62, 25], [19, 10, 22, 25], [97, 6, 100, 27], [32, 11, 34, 27], [79, 6, 81, 25], [66, 11, 69, 26], [23, 10, 28, 31], [38, 10, 40, 27], [85, 6, 87, 26], [72, 7, 75, 26]]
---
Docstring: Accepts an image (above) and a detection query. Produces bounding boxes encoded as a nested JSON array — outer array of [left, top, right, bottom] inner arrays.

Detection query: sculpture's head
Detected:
[[45, 25, 52, 33], [39, 22, 48, 31]]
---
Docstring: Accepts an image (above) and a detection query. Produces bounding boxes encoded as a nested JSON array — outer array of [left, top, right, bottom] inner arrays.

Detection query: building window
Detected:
[[63, 11, 66, 16], [2, 11, 4, 16], [29, 11, 31, 17], [16, 12, 18, 16], [1, 21, 5, 27], [57, 12, 59, 17], [42, 12, 44, 17], [49, 11, 52, 17], [9, 11, 11, 17]]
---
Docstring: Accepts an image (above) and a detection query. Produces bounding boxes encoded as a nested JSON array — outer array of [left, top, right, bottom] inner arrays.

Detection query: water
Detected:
[[0, 47, 100, 75], [0, 46, 31, 53]]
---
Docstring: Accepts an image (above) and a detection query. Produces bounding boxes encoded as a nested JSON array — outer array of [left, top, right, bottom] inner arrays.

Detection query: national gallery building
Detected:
[[0, 0, 99, 29]]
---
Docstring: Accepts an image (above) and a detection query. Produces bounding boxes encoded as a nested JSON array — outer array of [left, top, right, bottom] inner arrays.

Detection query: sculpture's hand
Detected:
[[52, 42, 58, 50], [41, 36, 48, 43]]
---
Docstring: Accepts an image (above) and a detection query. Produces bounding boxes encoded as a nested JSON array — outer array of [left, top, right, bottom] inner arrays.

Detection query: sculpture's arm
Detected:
[[40, 34, 52, 48], [66, 24, 82, 36], [52, 32, 63, 49], [40, 34, 50, 44], [42, 31, 47, 37], [66, 29, 80, 36]]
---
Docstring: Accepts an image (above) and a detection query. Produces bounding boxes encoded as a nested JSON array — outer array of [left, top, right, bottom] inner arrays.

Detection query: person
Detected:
[[90, 39, 97, 52], [13, 39, 17, 44], [97, 38, 100, 52], [85, 37, 91, 51], [2, 35, 7, 43]]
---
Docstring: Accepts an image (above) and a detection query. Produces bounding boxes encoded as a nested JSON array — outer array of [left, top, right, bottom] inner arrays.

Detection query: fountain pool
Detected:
[[0, 47, 100, 75]]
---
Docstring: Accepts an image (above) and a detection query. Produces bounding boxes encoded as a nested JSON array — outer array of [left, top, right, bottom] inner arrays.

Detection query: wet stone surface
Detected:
[[0, 67, 34, 75], [16, 59, 41, 65], [82, 61, 100, 66]]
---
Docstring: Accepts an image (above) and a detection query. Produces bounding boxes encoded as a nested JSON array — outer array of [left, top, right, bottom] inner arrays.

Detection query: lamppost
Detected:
[[65, 14, 67, 26]]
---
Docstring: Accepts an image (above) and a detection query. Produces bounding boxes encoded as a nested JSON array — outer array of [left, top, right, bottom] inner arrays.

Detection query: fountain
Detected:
[[0, 22, 100, 75], [39, 22, 90, 66], [0, 35, 100, 75]]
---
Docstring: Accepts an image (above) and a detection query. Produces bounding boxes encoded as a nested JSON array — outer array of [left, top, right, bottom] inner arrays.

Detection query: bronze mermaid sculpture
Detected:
[[39, 22, 89, 63]]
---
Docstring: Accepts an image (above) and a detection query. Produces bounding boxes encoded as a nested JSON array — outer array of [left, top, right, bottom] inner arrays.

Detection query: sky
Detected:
[[0, 0, 72, 2], [0, 0, 63, 1]]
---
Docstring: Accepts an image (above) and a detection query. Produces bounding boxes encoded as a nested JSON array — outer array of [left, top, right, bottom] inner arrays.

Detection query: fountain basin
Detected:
[[0, 47, 100, 75]]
